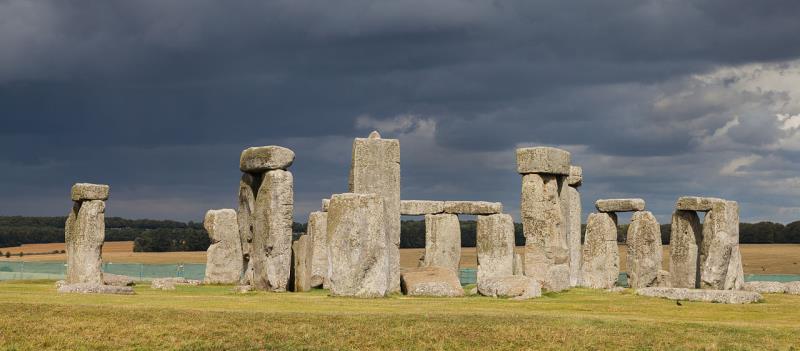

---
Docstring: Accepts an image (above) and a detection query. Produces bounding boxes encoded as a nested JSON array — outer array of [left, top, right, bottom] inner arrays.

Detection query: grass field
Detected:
[[0, 281, 798, 350]]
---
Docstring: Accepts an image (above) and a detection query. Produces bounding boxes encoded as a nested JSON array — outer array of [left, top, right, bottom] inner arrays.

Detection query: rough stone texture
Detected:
[[233, 285, 254, 293], [251, 169, 294, 292], [580, 212, 619, 289], [476, 214, 514, 283], [669, 210, 702, 288], [400, 267, 464, 297], [442, 201, 502, 215], [348, 133, 401, 293], [204, 209, 244, 284], [657, 270, 671, 287], [699, 200, 742, 290], [626, 211, 663, 289], [785, 281, 800, 295], [58, 283, 134, 295], [743, 281, 787, 294], [151, 277, 201, 290], [566, 166, 583, 186], [513, 253, 524, 276], [321, 199, 330, 212], [308, 211, 329, 288], [239, 145, 295, 172], [477, 275, 542, 299], [237, 173, 260, 285], [65, 200, 105, 285], [103, 273, 135, 287], [71, 183, 110, 201], [421, 214, 461, 274], [521, 173, 569, 292], [327, 193, 389, 298], [292, 234, 313, 292], [516, 147, 571, 175], [595, 198, 645, 212], [636, 287, 762, 304], [400, 200, 444, 215], [560, 185, 582, 287], [675, 196, 725, 211]]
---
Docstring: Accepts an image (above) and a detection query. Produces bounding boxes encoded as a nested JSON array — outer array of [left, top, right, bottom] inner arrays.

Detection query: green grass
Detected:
[[0, 281, 799, 350]]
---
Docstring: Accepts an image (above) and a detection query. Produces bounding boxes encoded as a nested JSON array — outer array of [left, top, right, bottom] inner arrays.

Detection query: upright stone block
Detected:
[[348, 132, 401, 293], [327, 193, 389, 298], [65, 200, 106, 285], [580, 212, 619, 289], [521, 173, 569, 292], [292, 234, 313, 292], [308, 211, 329, 288], [476, 214, 515, 282], [560, 184, 582, 287], [251, 169, 294, 291], [516, 147, 571, 175], [203, 209, 243, 284], [626, 211, 662, 288], [421, 214, 461, 274], [237, 173, 260, 285], [700, 201, 741, 290], [669, 210, 702, 288]]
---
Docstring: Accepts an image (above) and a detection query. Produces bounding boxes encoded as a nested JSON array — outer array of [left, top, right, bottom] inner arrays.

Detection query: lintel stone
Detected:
[[71, 183, 109, 201], [516, 147, 571, 175], [442, 201, 502, 215], [400, 200, 445, 215], [595, 198, 645, 212], [675, 196, 725, 211], [240, 146, 295, 172]]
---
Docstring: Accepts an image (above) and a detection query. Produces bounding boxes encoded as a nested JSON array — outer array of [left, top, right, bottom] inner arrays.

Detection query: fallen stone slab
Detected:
[[151, 277, 202, 290], [71, 183, 110, 201], [675, 196, 725, 211], [743, 281, 787, 294], [595, 198, 645, 212], [400, 267, 464, 297], [400, 200, 445, 215], [516, 147, 571, 175], [636, 287, 762, 304], [566, 166, 582, 186], [233, 285, 254, 293], [785, 281, 800, 295], [477, 275, 542, 300], [442, 201, 502, 215], [58, 283, 134, 295], [103, 273, 135, 286], [239, 145, 295, 172]]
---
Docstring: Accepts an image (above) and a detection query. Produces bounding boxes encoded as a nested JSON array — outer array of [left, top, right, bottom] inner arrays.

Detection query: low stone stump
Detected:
[[58, 283, 134, 295], [151, 277, 202, 290], [595, 198, 645, 212], [400, 267, 464, 297], [477, 275, 542, 300], [103, 273, 135, 286], [636, 287, 762, 304], [743, 281, 787, 294]]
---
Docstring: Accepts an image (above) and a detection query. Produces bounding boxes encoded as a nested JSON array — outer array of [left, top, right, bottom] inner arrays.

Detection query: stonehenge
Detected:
[[421, 214, 461, 273], [308, 211, 329, 288], [64, 183, 110, 289], [562, 166, 583, 287], [580, 212, 620, 289], [203, 209, 243, 284], [626, 211, 663, 288], [292, 234, 313, 292], [476, 213, 515, 282]]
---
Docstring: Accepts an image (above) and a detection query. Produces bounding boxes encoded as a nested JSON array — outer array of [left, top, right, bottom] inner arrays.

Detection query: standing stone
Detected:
[[700, 200, 741, 290], [521, 173, 569, 292], [669, 210, 702, 288], [580, 212, 619, 289], [292, 235, 313, 292], [476, 214, 514, 283], [327, 193, 389, 298], [626, 211, 662, 288], [349, 131, 401, 293], [237, 173, 260, 285], [65, 199, 106, 285], [308, 211, 329, 288], [203, 209, 243, 284], [560, 181, 582, 287], [513, 253, 524, 276], [251, 169, 294, 291], [421, 214, 461, 274]]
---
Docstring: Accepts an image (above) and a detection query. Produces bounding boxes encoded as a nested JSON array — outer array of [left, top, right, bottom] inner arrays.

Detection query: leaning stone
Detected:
[[58, 283, 134, 295], [636, 287, 762, 304], [699, 200, 740, 290], [400, 267, 464, 297], [239, 146, 295, 172], [478, 275, 542, 299], [743, 281, 786, 294], [516, 147, 571, 175], [292, 234, 313, 292], [723, 244, 745, 290], [442, 201, 502, 215], [327, 193, 389, 298], [669, 210, 702, 288], [626, 211, 662, 288], [580, 212, 619, 289], [595, 198, 645, 212], [321, 199, 330, 212], [476, 214, 514, 282], [65, 200, 105, 285], [71, 183, 110, 201], [421, 214, 461, 274], [566, 166, 583, 186], [308, 211, 329, 288], [560, 184, 582, 287], [251, 169, 294, 292], [521, 173, 569, 292], [785, 281, 800, 295], [103, 273, 135, 287], [349, 133, 401, 293], [237, 173, 261, 285], [675, 196, 725, 211], [400, 200, 445, 215], [204, 209, 244, 284]]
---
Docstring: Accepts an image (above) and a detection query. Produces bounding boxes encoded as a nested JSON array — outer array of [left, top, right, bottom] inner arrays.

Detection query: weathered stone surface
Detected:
[[400, 267, 464, 297], [675, 196, 725, 211], [400, 200, 444, 215], [204, 209, 243, 284], [626, 211, 662, 288], [521, 173, 569, 292], [699, 200, 741, 290], [743, 281, 787, 294], [321, 198, 330, 212], [251, 169, 294, 291], [657, 270, 671, 287], [476, 214, 514, 283], [636, 287, 762, 304], [151, 277, 201, 290], [566, 166, 583, 186], [58, 283, 134, 295], [513, 253, 524, 276], [327, 193, 389, 298], [349, 133, 401, 293], [560, 185, 582, 287], [71, 183, 109, 201], [233, 285, 254, 293], [65, 200, 105, 285], [785, 281, 800, 295], [595, 198, 645, 212], [442, 201, 502, 215], [580, 212, 619, 289], [103, 273, 135, 287], [516, 147, 571, 175], [669, 210, 702, 288], [421, 214, 461, 274], [308, 211, 329, 288], [292, 234, 313, 292], [239, 145, 295, 172], [237, 173, 260, 285], [477, 275, 542, 299]]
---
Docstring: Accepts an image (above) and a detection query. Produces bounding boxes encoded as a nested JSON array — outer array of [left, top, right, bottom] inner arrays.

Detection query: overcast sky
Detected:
[[1, 1, 799, 224]]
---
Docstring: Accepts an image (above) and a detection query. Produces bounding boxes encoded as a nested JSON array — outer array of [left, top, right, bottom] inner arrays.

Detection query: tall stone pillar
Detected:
[[476, 213, 515, 282], [700, 200, 742, 290], [203, 209, 243, 284], [308, 211, 329, 288], [561, 166, 583, 287], [65, 183, 109, 285], [349, 131, 401, 292], [237, 173, 260, 285], [292, 234, 313, 292], [669, 210, 702, 288], [579, 212, 619, 289], [626, 211, 662, 288], [421, 213, 461, 273]]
